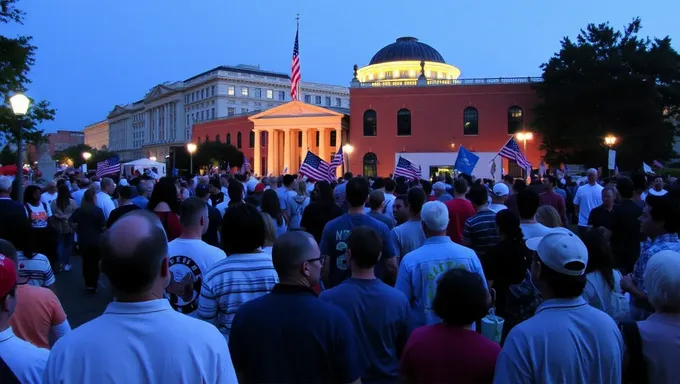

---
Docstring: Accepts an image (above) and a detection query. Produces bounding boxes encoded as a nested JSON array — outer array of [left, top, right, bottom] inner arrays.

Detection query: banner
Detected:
[[607, 150, 616, 170]]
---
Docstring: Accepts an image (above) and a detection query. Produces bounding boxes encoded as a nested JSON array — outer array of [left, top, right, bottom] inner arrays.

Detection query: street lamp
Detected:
[[149, 156, 157, 162], [342, 144, 354, 173], [82, 152, 92, 161], [187, 143, 197, 175], [516, 131, 533, 153], [10, 93, 30, 203], [604, 135, 618, 178]]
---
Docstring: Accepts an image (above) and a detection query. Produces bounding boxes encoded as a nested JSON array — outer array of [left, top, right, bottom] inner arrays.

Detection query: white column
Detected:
[[254, 129, 261, 176], [318, 128, 327, 161], [283, 129, 291, 174], [335, 126, 343, 178], [267, 129, 275, 176], [301, 129, 308, 163]]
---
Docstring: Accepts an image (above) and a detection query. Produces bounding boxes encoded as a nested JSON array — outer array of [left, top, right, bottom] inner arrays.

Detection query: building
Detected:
[[46, 130, 85, 156], [106, 64, 349, 162], [83, 120, 109, 150]]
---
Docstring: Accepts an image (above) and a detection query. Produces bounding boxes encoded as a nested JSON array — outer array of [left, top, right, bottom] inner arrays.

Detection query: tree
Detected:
[[193, 141, 244, 170], [533, 18, 680, 170], [53, 143, 93, 167], [0, 0, 55, 146], [0, 145, 16, 165]]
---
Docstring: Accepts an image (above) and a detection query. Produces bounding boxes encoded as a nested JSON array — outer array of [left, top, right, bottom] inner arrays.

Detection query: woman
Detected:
[[50, 184, 77, 272], [227, 181, 245, 208], [23, 184, 58, 268], [12, 215, 57, 292], [400, 269, 500, 383], [260, 211, 277, 254], [289, 180, 310, 230], [147, 177, 182, 241], [536, 205, 562, 228], [300, 181, 343, 243], [582, 230, 628, 321], [69, 188, 106, 292], [261, 189, 287, 237]]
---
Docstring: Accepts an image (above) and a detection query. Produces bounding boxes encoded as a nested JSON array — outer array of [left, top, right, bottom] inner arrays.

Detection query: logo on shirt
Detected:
[[334, 229, 351, 270], [166, 256, 202, 314]]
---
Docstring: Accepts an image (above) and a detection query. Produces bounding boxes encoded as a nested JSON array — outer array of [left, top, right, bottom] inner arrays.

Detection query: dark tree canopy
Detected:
[[53, 143, 118, 169], [193, 141, 244, 170], [533, 18, 680, 170], [0, 0, 55, 146]]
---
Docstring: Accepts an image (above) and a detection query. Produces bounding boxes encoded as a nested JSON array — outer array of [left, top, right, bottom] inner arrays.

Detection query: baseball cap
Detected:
[[254, 183, 265, 193], [492, 183, 509, 197], [526, 229, 588, 276], [195, 184, 210, 198], [433, 181, 447, 191], [0, 254, 17, 298]]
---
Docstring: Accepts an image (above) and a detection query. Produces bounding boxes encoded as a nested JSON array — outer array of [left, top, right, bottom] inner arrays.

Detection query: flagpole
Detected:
[[489, 136, 515, 163], [295, 14, 300, 101]]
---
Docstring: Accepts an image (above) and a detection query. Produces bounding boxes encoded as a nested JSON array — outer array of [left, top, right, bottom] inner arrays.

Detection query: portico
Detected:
[[248, 101, 349, 177]]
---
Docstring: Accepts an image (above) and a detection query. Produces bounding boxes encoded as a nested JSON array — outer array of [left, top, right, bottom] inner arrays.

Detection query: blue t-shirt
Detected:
[[229, 284, 364, 383], [320, 213, 398, 288], [320, 278, 411, 384]]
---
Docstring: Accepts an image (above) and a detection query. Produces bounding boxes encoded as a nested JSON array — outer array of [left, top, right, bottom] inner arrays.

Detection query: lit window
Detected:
[[228, 86, 235, 96], [507, 106, 523, 134], [241, 87, 249, 96], [266, 89, 273, 99], [463, 107, 479, 135]]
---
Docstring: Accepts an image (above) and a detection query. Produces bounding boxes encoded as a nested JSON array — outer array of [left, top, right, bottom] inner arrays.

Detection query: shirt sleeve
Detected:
[[395, 261, 413, 301], [331, 312, 364, 383], [573, 188, 581, 205], [471, 255, 488, 290], [462, 219, 472, 243], [43, 262, 56, 286], [493, 330, 533, 384], [102, 198, 115, 220], [197, 279, 219, 326], [390, 228, 402, 258], [49, 293, 67, 325]]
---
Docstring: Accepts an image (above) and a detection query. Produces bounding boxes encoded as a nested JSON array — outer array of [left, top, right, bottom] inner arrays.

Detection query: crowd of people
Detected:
[[0, 165, 678, 383]]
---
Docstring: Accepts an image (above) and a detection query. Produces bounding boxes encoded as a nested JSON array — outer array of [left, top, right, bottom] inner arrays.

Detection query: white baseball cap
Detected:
[[433, 181, 447, 191], [526, 229, 588, 276], [492, 183, 509, 197]]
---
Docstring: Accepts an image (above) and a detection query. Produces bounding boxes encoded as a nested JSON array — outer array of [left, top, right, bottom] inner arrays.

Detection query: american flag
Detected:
[[394, 156, 421, 180], [290, 18, 301, 101], [299, 151, 331, 182], [96, 155, 120, 178], [241, 154, 250, 175], [653, 160, 664, 168], [328, 146, 344, 181], [499, 138, 532, 171]]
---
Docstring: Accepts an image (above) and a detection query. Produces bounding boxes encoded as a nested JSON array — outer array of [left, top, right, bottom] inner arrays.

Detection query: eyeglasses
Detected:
[[305, 257, 324, 265]]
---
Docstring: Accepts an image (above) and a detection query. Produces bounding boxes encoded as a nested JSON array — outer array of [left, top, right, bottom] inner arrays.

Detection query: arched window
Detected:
[[237, 132, 242, 148], [363, 109, 377, 136], [215, 134, 221, 143], [226, 133, 231, 145], [205, 135, 209, 142], [508, 106, 523, 134], [261, 131, 266, 147], [463, 107, 478, 135], [249, 131, 255, 148], [330, 130, 337, 147], [397, 108, 411, 136], [363, 152, 378, 177]]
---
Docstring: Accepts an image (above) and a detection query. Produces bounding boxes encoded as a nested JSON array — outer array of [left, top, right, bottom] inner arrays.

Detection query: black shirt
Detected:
[[588, 205, 615, 230], [106, 204, 140, 228], [209, 192, 224, 207], [610, 199, 643, 274], [202, 203, 222, 247], [300, 202, 343, 244]]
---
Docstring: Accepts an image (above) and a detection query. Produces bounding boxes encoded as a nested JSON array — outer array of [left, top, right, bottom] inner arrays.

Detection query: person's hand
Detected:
[[620, 274, 635, 292]]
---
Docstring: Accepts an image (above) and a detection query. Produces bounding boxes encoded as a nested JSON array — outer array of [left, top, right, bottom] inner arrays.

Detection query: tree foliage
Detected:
[[53, 143, 118, 168], [533, 18, 680, 170], [0, 0, 55, 146], [193, 141, 244, 170]]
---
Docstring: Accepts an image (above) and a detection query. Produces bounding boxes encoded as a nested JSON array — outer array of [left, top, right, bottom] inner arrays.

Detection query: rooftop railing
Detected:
[[353, 76, 543, 88]]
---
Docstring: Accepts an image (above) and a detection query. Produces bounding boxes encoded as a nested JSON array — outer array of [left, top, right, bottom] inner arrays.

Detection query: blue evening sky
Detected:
[[6, 0, 679, 133]]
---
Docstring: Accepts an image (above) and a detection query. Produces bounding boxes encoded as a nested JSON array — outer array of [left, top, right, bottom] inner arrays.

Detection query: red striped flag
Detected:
[[394, 156, 421, 180], [653, 160, 664, 168], [328, 146, 344, 181], [299, 151, 331, 182], [96, 155, 120, 178], [290, 18, 301, 101], [499, 138, 532, 171]]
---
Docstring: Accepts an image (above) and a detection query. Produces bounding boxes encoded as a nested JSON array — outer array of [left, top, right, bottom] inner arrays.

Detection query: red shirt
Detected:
[[400, 324, 501, 384], [539, 191, 568, 225], [154, 211, 182, 241], [444, 198, 475, 244]]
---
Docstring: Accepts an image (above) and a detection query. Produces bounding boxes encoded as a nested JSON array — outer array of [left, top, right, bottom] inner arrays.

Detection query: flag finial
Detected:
[[296, 14, 299, 24]]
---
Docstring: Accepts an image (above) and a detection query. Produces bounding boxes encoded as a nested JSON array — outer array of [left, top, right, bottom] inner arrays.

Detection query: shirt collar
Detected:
[[0, 327, 15, 343], [535, 296, 587, 315], [652, 233, 679, 244], [104, 299, 172, 315], [271, 283, 317, 297], [424, 236, 452, 245]]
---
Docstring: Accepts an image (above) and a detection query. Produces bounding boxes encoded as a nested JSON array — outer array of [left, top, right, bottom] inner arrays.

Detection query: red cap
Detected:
[[0, 255, 16, 298], [254, 183, 265, 193]]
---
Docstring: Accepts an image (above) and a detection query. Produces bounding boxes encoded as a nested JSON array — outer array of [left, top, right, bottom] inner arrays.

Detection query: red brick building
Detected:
[[46, 130, 85, 156]]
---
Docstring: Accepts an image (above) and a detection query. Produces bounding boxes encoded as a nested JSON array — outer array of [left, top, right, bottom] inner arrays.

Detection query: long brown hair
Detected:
[[56, 184, 72, 212]]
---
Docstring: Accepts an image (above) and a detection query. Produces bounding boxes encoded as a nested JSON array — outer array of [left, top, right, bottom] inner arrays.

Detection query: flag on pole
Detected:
[[393, 156, 421, 180], [328, 146, 344, 181], [498, 138, 532, 172], [96, 155, 120, 178], [653, 160, 664, 168], [240, 154, 250, 175], [643, 162, 655, 175], [299, 151, 331, 181], [290, 16, 301, 101], [453, 146, 479, 176]]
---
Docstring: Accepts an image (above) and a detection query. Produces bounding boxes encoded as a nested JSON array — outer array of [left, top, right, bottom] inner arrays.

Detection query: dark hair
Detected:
[[347, 226, 383, 269], [56, 184, 72, 212], [632, 173, 647, 192], [368, 190, 385, 210], [209, 178, 221, 190], [346, 177, 370, 208], [582, 230, 615, 290], [517, 188, 540, 220], [616, 176, 634, 199], [261, 189, 284, 226], [147, 177, 180, 213], [432, 269, 489, 326], [314, 180, 334, 207], [538, 262, 587, 298], [179, 197, 207, 228], [118, 185, 134, 200], [467, 184, 488, 206], [646, 195, 680, 233], [384, 178, 396, 193], [503, 175, 514, 184], [371, 178, 385, 190], [0, 239, 18, 264], [512, 179, 527, 193], [343, 172, 353, 181], [394, 194, 408, 207], [82, 188, 97, 207], [221, 203, 265, 254], [227, 181, 244, 205], [23, 185, 41, 205], [452, 178, 468, 195], [100, 211, 168, 294], [496, 209, 523, 243], [407, 187, 426, 215], [546, 175, 557, 186], [421, 180, 432, 195], [283, 174, 295, 187]]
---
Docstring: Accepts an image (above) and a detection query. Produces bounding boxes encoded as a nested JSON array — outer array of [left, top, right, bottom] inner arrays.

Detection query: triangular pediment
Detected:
[[144, 84, 179, 102], [248, 101, 344, 121], [107, 105, 131, 118]]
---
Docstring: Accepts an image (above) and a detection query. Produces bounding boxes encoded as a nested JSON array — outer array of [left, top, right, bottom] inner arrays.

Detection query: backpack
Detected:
[[620, 321, 648, 384]]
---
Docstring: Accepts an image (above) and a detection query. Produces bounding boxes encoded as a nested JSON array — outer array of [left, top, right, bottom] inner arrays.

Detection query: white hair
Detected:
[[0, 176, 12, 192], [587, 168, 598, 176], [421, 201, 449, 232], [645, 250, 680, 311]]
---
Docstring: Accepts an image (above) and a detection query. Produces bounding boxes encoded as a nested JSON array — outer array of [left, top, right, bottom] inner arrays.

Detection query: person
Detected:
[[444, 177, 475, 244], [539, 175, 567, 225], [588, 186, 616, 233], [488, 183, 509, 213], [320, 226, 410, 383], [462, 184, 500, 261], [0, 176, 28, 241], [276, 174, 301, 228], [261, 213, 277, 254], [198, 203, 278, 343], [391, 187, 427, 259], [131, 178, 153, 209], [50, 184, 77, 272], [400, 269, 500, 384], [383, 178, 398, 219], [194, 184, 222, 248], [40, 180, 58, 206], [392, 194, 409, 226], [106, 185, 140, 228], [433, 181, 453, 202], [44, 210, 238, 383], [646, 176, 667, 197], [95, 177, 116, 220], [261, 189, 288, 237], [147, 177, 182, 241], [0, 252, 49, 384], [208, 178, 225, 207], [23, 185, 57, 267], [367, 190, 396, 229], [229, 232, 363, 383], [300, 180, 343, 243], [71, 178, 89, 207], [69, 188, 106, 292], [320, 177, 398, 288], [517, 188, 554, 239], [536, 205, 562, 228], [494, 230, 623, 384], [581, 231, 627, 320], [610, 176, 643, 274], [166, 197, 226, 317], [396, 201, 487, 328], [289, 180, 310, 229], [574, 168, 604, 236], [13, 217, 56, 292]]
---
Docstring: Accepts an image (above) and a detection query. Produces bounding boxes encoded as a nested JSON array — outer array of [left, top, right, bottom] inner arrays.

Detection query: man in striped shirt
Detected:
[[462, 184, 500, 263]]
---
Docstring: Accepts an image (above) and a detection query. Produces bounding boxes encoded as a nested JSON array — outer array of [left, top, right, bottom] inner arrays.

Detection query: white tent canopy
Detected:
[[123, 159, 166, 178]]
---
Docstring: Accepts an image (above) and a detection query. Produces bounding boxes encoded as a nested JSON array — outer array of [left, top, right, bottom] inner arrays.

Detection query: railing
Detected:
[[355, 76, 543, 88]]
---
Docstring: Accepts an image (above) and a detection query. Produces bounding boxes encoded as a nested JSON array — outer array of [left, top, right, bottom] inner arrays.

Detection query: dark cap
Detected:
[[195, 184, 210, 198]]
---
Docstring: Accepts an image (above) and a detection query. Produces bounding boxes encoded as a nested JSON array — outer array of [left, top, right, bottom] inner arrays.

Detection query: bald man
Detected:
[[573, 168, 603, 236], [229, 232, 363, 384], [43, 211, 237, 384]]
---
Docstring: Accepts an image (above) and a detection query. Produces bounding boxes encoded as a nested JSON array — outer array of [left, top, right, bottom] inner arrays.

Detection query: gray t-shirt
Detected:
[[368, 211, 395, 230], [390, 220, 426, 259]]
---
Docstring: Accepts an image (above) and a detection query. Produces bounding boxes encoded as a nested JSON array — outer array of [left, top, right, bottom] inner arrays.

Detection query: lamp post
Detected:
[[149, 156, 157, 162], [604, 135, 617, 178], [515, 131, 533, 179], [187, 143, 197, 175], [10, 94, 30, 202], [342, 144, 354, 173], [82, 152, 92, 174]]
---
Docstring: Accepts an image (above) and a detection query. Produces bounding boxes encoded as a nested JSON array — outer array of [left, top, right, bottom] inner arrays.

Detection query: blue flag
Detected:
[[454, 146, 479, 176]]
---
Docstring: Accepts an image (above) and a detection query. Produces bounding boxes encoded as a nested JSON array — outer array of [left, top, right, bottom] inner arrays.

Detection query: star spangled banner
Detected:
[[498, 137, 531, 171], [393, 156, 421, 180], [96, 155, 120, 178], [299, 151, 331, 182], [290, 17, 301, 101], [328, 146, 343, 181]]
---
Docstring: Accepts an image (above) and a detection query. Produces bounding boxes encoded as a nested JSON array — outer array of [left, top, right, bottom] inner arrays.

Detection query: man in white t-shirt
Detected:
[[96, 178, 116, 220], [44, 210, 237, 383], [645, 176, 667, 197], [489, 183, 509, 213], [574, 169, 603, 236], [167, 197, 226, 317], [40, 180, 58, 206]]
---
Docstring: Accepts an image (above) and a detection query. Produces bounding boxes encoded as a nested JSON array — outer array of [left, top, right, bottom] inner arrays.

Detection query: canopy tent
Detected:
[[122, 159, 166, 178]]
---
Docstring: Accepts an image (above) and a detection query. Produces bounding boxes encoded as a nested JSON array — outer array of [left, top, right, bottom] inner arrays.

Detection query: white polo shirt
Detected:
[[0, 327, 49, 384], [43, 299, 238, 384]]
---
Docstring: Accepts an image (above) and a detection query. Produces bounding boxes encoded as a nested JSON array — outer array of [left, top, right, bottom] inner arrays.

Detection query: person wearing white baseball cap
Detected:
[[489, 183, 509, 213], [494, 230, 623, 384]]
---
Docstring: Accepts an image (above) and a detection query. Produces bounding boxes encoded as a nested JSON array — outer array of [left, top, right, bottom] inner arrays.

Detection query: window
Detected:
[[304, 95, 311, 103], [384, 72, 393, 79], [363, 152, 378, 177], [215, 134, 221, 143], [399, 70, 409, 78], [261, 131, 266, 147], [211, 108, 215, 118], [249, 131, 255, 148], [254, 88, 262, 98], [316, 131, 320, 147], [397, 109, 411, 136], [335, 97, 341, 107], [315, 96, 321, 105], [226, 133, 231, 145], [211, 85, 216, 96], [363, 109, 377, 136], [262, 157, 266, 176], [330, 130, 337, 147], [241, 87, 249, 96], [228, 107, 235, 116], [298, 131, 302, 147], [508, 106, 523, 134], [266, 89, 273, 99], [201, 111, 204, 120], [278, 91, 285, 101], [325, 97, 331, 106], [191, 93, 195, 102], [237, 132, 242, 148], [201, 89, 205, 99], [228, 86, 235, 96], [463, 107, 479, 135]]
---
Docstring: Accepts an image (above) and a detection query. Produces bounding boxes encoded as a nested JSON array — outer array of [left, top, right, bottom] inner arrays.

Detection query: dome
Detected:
[[369, 37, 445, 65]]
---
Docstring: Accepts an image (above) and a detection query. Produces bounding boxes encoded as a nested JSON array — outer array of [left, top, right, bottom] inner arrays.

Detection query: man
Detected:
[[40, 181, 58, 206], [195, 184, 222, 247], [395, 201, 486, 328], [321, 177, 398, 288], [333, 172, 353, 211], [610, 176, 643, 274], [276, 174, 301, 228], [106, 186, 140, 228], [433, 182, 452, 202], [320, 226, 410, 383], [391, 188, 427, 259], [367, 190, 395, 229], [131, 178, 153, 209], [44, 211, 237, 383], [540, 175, 567, 226], [71, 178, 90, 207], [631, 173, 648, 208], [646, 176, 667, 197], [383, 178, 398, 219], [392, 195, 409, 226], [444, 177, 475, 244], [462, 184, 500, 261], [96, 177, 116, 220], [517, 189, 558, 240], [495, 231, 622, 383], [0, 253, 49, 384], [0, 176, 27, 241], [587, 186, 616, 233], [229, 232, 363, 384], [488, 183, 509, 213], [574, 168, 603, 236], [208, 178, 225, 207], [166, 197, 226, 318]]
